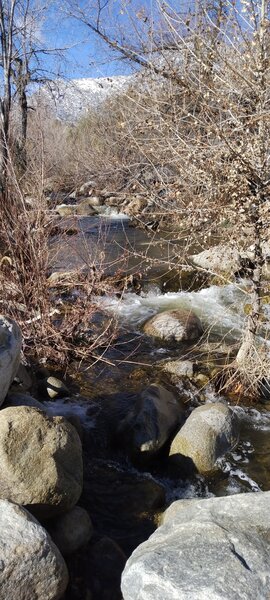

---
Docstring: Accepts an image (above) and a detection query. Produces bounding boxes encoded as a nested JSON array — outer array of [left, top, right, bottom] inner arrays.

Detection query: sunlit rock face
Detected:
[[0, 499, 68, 600], [121, 491, 270, 600]]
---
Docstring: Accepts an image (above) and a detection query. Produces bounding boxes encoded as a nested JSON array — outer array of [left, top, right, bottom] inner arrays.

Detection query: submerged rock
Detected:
[[0, 316, 22, 406], [47, 506, 93, 556], [117, 384, 184, 461], [121, 491, 270, 600], [82, 460, 165, 555], [143, 309, 203, 345], [169, 402, 237, 473], [66, 535, 126, 600], [0, 499, 68, 600], [0, 406, 83, 517], [161, 359, 194, 381], [5, 391, 47, 412]]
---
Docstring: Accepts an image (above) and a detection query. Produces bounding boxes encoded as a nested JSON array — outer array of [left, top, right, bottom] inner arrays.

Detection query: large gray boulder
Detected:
[[117, 384, 184, 460], [0, 406, 83, 517], [143, 310, 202, 345], [169, 402, 237, 473], [190, 245, 241, 274], [0, 499, 68, 600], [122, 491, 270, 600], [0, 316, 22, 406]]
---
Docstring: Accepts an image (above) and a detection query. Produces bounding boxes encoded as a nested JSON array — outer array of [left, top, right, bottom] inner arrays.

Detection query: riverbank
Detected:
[[1, 195, 270, 599]]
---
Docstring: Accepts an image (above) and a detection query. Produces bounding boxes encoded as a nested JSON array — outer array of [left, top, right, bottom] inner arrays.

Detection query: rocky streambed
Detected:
[[1, 211, 270, 599]]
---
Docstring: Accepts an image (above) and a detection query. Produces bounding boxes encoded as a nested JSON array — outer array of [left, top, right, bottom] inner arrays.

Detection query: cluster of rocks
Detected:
[[2, 303, 266, 600], [53, 179, 152, 220], [105, 309, 237, 474], [118, 304, 270, 599], [0, 316, 92, 599]]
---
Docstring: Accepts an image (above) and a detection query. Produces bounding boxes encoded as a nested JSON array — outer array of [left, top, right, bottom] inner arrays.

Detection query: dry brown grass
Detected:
[[0, 168, 117, 366]]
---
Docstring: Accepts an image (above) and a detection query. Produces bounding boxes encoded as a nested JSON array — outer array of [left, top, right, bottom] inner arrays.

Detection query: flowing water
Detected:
[[50, 213, 270, 563]]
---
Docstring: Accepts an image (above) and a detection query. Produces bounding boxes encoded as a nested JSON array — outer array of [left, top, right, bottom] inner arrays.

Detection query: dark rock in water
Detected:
[[143, 309, 203, 345], [13, 363, 33, 391], [47, 506, 93, 556], [65, 534, 126, 600], [121, 491, 270, 600], [86, 537, 126, 600], [5, 392, 47, 412], [81, 459, 165, 555], [116, 384, 185, 462]]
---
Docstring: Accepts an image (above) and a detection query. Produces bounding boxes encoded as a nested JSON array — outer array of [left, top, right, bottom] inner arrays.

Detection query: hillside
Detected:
[[33, 75, 133, 122]]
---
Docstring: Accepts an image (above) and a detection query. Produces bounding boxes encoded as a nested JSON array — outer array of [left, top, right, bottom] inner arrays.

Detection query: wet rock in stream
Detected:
[[47, 506, 93, 556], [170, 402, 238, 474], [64, 534, 126, 600], [143, 309, 203, 345], [116, 384, 185, 462]]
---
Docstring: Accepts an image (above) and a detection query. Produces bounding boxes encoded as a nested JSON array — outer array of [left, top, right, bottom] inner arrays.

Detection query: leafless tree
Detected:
[[0, 0, 68, 188]]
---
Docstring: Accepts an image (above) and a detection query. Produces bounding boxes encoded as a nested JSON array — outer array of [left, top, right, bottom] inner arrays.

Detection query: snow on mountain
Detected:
[[34, 75, 133, 122]]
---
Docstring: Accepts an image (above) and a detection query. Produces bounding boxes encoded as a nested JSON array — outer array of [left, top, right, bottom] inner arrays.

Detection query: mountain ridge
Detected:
[[33, 75, 133, 122]]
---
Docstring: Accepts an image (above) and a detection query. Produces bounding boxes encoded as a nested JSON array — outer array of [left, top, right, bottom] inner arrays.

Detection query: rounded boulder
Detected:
[[0, 316, 22, 406], [143, 309, 203, 345], [0, 499, 68, 600], [117, 384, 184, 461], [170, 402, 237, 473], [0, 406, 83, 517], [47, 506, 93, 556]]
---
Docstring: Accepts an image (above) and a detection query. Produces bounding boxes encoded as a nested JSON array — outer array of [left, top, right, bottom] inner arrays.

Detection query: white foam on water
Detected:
[[99, 283, 249, 338], [44, 397, 99, 428], [217, 457, 262, 492], [233, 405, 270, 431], [96, 206, 130, 220], [162, 475, 215, 504]]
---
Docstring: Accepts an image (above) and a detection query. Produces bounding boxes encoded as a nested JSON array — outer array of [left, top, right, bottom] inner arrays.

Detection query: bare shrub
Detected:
[[0, 164, 117, 366]]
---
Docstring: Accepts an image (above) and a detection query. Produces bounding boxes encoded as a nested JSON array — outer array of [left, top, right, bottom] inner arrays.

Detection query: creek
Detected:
[[50, 212, 270, 597]]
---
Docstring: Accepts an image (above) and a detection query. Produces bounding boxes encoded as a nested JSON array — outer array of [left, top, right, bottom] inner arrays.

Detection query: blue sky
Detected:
[[40, 0, 255, 80], [42, 0, 191, 79], [43, 1, 149, 79]]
